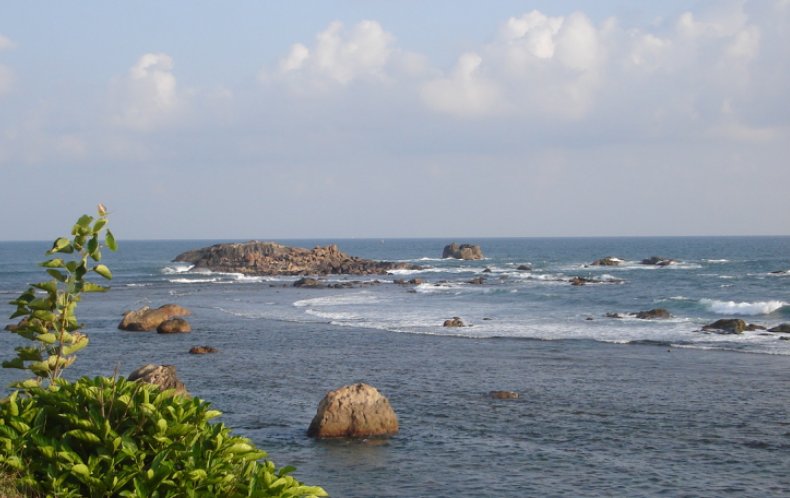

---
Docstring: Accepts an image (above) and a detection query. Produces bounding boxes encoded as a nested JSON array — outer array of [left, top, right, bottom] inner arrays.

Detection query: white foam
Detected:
[[704, 259, 730, 263], [293, 293, 380, 308], [169, 277, 222, 284], [161, 263, 194, 274], [701, 299, 787, 316]]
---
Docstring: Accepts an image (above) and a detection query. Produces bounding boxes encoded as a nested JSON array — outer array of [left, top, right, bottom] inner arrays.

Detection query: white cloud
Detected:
[[0, 34, 15, 96], [277, 20, 394, 86], [420, 52, 501, 117], [0, 34, 15, 51], [112, 53, 181, 130]]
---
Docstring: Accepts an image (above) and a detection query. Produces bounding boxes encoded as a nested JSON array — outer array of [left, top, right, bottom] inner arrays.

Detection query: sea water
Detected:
[[1, 237, 789, 496]]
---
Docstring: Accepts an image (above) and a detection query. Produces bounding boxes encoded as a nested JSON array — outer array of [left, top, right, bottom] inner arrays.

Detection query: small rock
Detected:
[[606, 312, 625, 319], [768, 323, 790, 333], [157, 318, 192, 334], [442, 243, 484, 260], [128, 364, 187, 395], [307, 383, 398, 439], [189, 345, 218, 354], [489, 390, 519, 400], [591, 257, 624, 266], [408, 278, 424, 285], [482, 267, 493, 273], [443, 317, 465, 327], [294, 277, 323, 288], [641, 256, 676, 266], [702, 319, 747, 335], [516, 264, 532, 271], [467, 276, 485, 285]]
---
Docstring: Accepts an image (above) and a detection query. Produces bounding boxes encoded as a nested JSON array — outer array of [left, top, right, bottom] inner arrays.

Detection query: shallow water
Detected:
[[1, 238, 789, 496]]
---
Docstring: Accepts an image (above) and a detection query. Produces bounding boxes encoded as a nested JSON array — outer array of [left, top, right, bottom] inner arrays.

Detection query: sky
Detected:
[[1, 1, 788, 240]]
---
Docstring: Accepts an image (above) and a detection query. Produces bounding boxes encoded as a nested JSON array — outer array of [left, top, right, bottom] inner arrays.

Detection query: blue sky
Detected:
[[1, 1, 788, 239]]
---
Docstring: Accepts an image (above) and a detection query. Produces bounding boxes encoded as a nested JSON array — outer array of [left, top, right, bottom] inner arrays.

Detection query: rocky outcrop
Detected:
[[516, 264, 532, 271], [442, 243, 483, 260], [591, 257, 624, 266], [157, 318, 192, 334], [489, 390, 519, 400], [307, 383, 399, 439], [119, 304, 191, 331], [443, 317, 465, 327], [641, 256, 676, 266], [128, 364, 187, 395], [769, 323, 790, 333], [189, 345, 218, 354], [174, 241, 419, 276]]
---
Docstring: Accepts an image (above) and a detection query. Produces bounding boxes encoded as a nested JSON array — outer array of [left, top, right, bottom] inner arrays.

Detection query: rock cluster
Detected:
[[443, 317, 465, 327], [606, 308, 671, 320], [701, 319, 765, 335], [174, 241, 419, 276], [442, 243, 483, 260], [119, 304, 191, 332], [591, 256, 624, 266], [641, 256, 676, 266], [307, 383, 399, 439]]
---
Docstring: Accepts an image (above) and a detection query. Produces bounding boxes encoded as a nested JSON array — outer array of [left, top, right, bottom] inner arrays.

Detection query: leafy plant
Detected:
[[4, 205, 116, 386], [0, 376, 326, 497]]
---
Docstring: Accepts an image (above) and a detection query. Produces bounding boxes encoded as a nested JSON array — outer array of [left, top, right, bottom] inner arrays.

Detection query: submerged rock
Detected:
[[307, 383, 399, 439], [119, 304, 191, 332], [489, 390, 520, 400], [442, 243, 483, 260], [769, 323, 790, 333], [635, 309, 671, 320], [293, 277, 324, 288], [189, 345, 218, 354], [174, 241, 420, 276], [516, 264, 532, 271], [128, 364, 187, 395]]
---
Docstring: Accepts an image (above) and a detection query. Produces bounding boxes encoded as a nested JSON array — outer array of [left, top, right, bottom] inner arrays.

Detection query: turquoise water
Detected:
[[1, 237, 789, 496]]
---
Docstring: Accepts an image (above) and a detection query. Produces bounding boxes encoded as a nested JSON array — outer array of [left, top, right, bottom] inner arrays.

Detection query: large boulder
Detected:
[[157, 318, 192, 334], [442, 243, 483, 260], [307, 383, 399, 439], [174, 241, 420, 276], [128, 364, 187, 395], [119, 304, 191, 331], [641, 256, 676, 266]]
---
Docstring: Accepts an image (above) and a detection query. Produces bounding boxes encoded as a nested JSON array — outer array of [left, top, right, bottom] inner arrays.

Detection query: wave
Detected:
[[161, 264, 194, 274], [700, 299, 787, 316], [293, 292, 380, 308], [703, 259, 730, 263]]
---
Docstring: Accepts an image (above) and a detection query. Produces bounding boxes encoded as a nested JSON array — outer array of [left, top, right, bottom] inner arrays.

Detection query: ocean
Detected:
[[1, 237, 789, 496]]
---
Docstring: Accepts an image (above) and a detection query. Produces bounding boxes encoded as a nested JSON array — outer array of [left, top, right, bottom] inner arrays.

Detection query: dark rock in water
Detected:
[[408, 278, 424, 285], [294, 277, 324, 288], [467, 276, 485, 285], [516, 264, 532, 271], [174, 241, 420, 276], [570, 276, 596, 286], [307, 383, 398, 439], [393, 278, 406, 285], [768, 323, 790, 333], [780, 336, 790, 341], [128, 364, 187, 395], [702, 319, 747, 335], [157, 318, 192, 334], [641, 256, 676, 266], [119, 304, 191, 331], [489, 390, 519, 400], [591, 256, 624, 266], [606, 312, 625, 319], [442, 243, 483, 260], [443, 317, 465, 327], [585, 317, 594, 321], [746, 324, 766, 331], [189, 345, 218, 354], [635, 309, 671, 320], [482, 267, 493, 273]]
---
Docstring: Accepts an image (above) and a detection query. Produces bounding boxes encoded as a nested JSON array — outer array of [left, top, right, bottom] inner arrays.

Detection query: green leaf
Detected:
[[36, 332, 57, 344], [62, 338, 89, 356], [32, 280, 58, 295], [82, 282, 109, 293], [42, 258, 65, 268], [46, 269, 68, 282], [76, 214, 94, 229], [106, 230, 117, 251], [72, 463, 91, 477], [66, 429, 102, 444], [94, 264, 112, 280], [93, 218, 107, 232], [50, 237, 71, 254]]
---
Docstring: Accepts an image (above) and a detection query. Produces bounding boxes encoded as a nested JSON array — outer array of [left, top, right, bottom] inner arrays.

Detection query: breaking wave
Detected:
[[701, 299, 787, 316]]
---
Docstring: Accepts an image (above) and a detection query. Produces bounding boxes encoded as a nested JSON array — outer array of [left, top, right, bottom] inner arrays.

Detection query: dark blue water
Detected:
[[1, 238, 789, 496]]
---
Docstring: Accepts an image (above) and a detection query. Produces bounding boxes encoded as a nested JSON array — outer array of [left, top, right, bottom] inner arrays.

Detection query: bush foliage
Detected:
[[1, 208, 326, 497]]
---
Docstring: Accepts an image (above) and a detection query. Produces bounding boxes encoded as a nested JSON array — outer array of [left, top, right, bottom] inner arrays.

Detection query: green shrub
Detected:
[[0, 376, 326, 497]]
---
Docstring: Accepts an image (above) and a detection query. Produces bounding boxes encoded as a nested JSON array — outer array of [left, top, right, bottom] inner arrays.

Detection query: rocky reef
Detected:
[[174, 241, 420, 276]]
